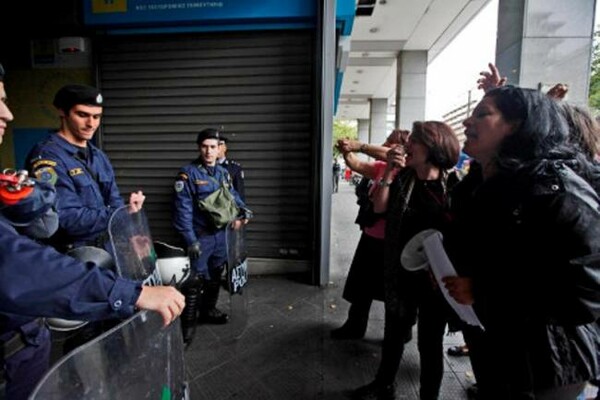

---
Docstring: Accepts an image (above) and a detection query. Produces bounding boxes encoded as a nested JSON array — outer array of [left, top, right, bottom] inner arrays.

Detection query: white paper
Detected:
[[422, 231, 485, 330]]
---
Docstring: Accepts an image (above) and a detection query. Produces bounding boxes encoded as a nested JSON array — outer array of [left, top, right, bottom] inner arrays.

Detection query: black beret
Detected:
[[53, 84, 103, 111], [0, 63, 4, 82], [196, 128, 221, 144]]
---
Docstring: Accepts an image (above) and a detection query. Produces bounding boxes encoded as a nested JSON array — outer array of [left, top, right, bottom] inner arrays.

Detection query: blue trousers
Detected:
[[4, 324, 51, 400], [192, 230, 227, 279]]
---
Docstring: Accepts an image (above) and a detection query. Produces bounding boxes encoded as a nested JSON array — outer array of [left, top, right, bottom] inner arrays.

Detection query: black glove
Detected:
[[187, 242, 201, 260], [240, 207, 254, 220]]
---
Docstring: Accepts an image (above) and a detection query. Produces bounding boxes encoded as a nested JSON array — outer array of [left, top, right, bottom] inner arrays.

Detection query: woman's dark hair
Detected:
[[410, 121, 460, 169], [484, 85, 574, 172], [558, 102, 600, 161]]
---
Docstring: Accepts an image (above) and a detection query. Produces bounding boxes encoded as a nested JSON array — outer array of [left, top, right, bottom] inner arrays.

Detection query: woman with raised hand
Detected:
[[443, 85, 600, 399]]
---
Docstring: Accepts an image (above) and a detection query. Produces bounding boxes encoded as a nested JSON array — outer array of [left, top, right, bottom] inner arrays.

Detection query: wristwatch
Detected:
[[378, 179, 392, 187]]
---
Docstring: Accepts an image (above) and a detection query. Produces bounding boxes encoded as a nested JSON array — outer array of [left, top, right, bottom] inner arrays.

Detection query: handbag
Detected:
[[197, 180, 239, 229]]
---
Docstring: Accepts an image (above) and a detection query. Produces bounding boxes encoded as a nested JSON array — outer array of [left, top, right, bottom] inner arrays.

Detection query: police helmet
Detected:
[[154, 241, 191, 286], [46, 246, 114, 332]]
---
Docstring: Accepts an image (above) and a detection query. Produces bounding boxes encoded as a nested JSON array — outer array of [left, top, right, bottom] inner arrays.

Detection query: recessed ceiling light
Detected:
[[379, 0, 387, 4], [350, 90, 356, 93], [369, 27, 379, 33], [356, 69, 363, 74], [352, 80, 359, 84]]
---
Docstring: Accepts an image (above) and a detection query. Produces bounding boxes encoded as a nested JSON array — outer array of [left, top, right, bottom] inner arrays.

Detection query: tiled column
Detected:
[[395, 51, 427, 130], [357, 118, 370, 145], [496, 0, 595, 105], [369, 98, 388, 146]]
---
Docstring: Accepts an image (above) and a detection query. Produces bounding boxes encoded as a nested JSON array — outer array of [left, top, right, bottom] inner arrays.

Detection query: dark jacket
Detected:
[[447, 160, 600, 396]]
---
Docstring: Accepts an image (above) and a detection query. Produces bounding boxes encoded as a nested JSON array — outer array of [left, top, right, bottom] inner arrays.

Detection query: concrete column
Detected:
[[357, 118, 370, 145], [369, 98, 388, 146], [496, 0, 596, 105], [395, 51, 427, 130]]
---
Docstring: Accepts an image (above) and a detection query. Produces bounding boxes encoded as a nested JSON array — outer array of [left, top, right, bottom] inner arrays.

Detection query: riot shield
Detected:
[[222, 221, 249, 340], [30, 311, 188, 400], [30, 206, 188, 399], [107, 205, 162, 285]]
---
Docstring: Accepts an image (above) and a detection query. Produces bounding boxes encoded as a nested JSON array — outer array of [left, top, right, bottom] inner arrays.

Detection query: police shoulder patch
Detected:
[[34, 167, 58, 186], [32, 159, 57, 169], [174, 181, 185, 192]]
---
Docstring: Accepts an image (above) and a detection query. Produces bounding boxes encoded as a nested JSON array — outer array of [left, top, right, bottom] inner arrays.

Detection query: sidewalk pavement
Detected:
[[185, 180, 475, 399]]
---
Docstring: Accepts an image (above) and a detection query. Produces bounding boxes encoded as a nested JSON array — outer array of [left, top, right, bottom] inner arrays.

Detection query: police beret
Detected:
[[0, 63, 4, 82], [196, 128, 221, 144], [53, 84, 103, 111]]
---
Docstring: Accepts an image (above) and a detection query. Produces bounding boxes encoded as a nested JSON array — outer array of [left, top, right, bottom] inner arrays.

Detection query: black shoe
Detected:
[[466, 384, 478, 400], [403, 327, 413, 344], [447, 344, 469, 357], [331, 323, 365, 340], [198, 308, 229, 324], [351, 381, 396, 400]]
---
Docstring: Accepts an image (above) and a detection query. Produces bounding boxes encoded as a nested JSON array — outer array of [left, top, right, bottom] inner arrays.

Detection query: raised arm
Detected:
[[337, 138, 390, 161], [477, 63, 507, 93]]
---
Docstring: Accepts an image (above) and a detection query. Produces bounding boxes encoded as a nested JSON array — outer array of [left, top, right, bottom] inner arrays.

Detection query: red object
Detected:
[[344, 168, 352, 181], [0, 186, 33, 205]]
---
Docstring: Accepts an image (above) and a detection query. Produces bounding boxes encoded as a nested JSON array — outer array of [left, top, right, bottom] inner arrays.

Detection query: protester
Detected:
[[352, 121, 460, 400], [331, 130, 407, 340], [443, 85, 600, 399]]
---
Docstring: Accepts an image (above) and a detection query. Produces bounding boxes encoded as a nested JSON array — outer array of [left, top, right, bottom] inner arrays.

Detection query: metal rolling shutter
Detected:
[[97, 31, 315, 264]]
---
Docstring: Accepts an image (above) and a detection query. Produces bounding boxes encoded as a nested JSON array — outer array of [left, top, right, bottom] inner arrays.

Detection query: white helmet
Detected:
[[46, 246, 114, 332], [154, 241, 191, 286]]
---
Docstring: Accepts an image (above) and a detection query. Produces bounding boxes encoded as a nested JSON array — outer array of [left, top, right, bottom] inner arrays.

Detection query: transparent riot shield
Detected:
[[221, 221, 249, 340], [107, 206, 162, 286], [30, 206, 188, 399], [30, 311, 189, 400]]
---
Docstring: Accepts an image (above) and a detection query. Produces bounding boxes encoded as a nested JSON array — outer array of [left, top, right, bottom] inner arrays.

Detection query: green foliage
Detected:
[[332, 119, 357, 157], [589, 30, 600, 111]]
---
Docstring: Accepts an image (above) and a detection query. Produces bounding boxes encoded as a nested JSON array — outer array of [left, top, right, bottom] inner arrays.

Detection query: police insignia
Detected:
[[35, 167, 58, 185], [69, 167, 84, 177], [174, 181, 185, 192], [32, 159, 57, 169], [178, 173, 188, 181]]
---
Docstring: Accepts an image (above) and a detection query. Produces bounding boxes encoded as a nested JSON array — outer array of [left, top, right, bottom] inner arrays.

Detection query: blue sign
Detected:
[[84, 0, 317, 29]]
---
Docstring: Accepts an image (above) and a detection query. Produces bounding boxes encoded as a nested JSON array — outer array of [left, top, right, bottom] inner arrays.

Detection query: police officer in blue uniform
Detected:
[[0, 64, 185, 400], [217, 134, 246, 201], [173, 128, 249, 337], [26, 84, 145, 250]]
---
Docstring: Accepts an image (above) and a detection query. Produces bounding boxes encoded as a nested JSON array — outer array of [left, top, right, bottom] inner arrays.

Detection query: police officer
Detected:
[[217, 134, 246, 201], [26, 84, 145, 250], [0, 64, 185, 400], [173, 128, 249, 338]]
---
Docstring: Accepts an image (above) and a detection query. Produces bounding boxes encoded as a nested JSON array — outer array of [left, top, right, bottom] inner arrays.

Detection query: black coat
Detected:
[[447, 160, 600, 396]]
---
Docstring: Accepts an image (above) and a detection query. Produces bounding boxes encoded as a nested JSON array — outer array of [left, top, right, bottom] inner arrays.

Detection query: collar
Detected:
[[50, 133, 96, 157]]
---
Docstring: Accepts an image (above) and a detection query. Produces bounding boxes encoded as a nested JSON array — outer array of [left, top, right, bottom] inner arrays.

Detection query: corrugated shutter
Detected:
[[97, 31, 315, 264]]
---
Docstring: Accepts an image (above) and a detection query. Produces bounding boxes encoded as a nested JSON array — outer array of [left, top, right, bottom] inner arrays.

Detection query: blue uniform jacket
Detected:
[[0, 216, 142, 335], [27, 133, 124, 245], [220, 158, 246, 201], [173, 160, 245, 246]]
